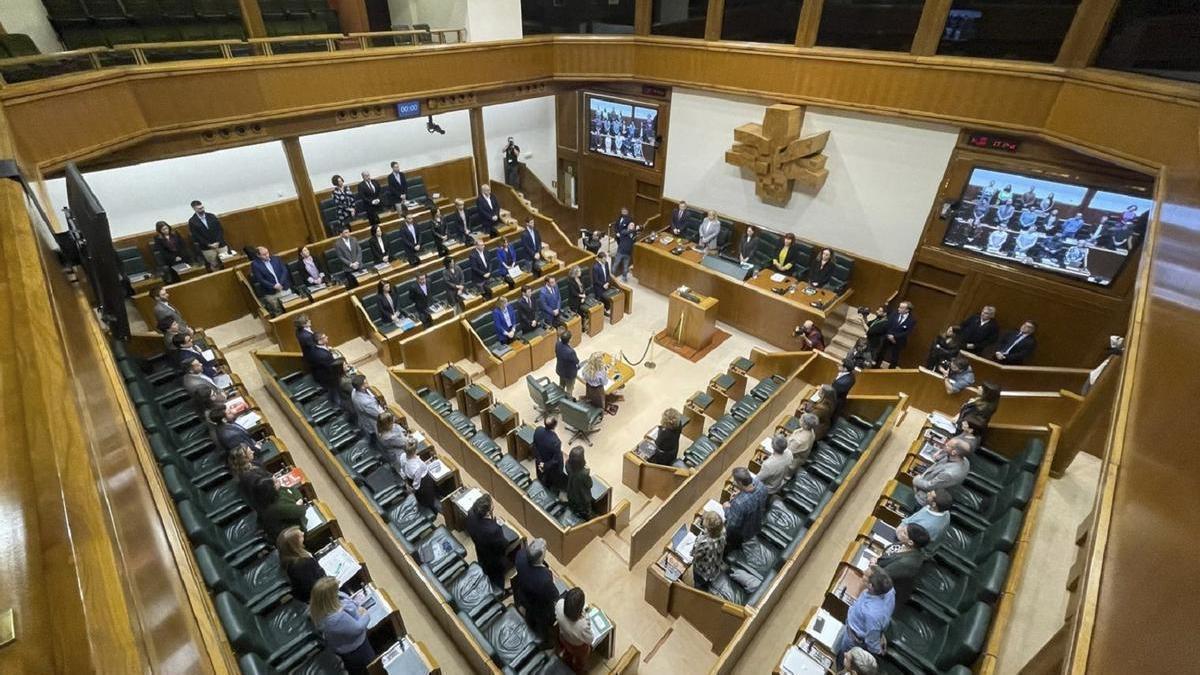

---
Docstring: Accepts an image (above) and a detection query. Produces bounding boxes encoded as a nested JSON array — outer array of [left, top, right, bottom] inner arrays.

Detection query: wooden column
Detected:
[[330, 0, 371, 33], [236, 0, 267, 38], [794, 0, 824, 47], [469, 107, 489, 187], [910, 0, 952, 56], [635, 0, 653, 36], [704, 0, 725, 41], [1056, 0, 1120, 68], [281, 137, 325, 243]]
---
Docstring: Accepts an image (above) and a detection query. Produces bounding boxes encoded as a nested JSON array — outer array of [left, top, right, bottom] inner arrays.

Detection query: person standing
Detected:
[[878, 301, 916, 368], [912, 437, 972, 507], [277, 526, 323, 602], [757, 435, 793, 495], [249, 246, 292, 316], [555, 331, 580, 398], [738, 225, 760, 266], [533, 418, 566, 492], [794, 320, 826, 351], [876, 523, 930, 605], [152, 285, 193, 336], [408, 273, 434, 328], [834, 567, 895, 668], [187, 200, 229, 270], [520, 217, 545, 277], [357, 171, 383, 225], [538, 276, 564, 327], [591, 252, 614, 317], [399, 438, 441, 514], [670, 201, 688, 234], [787, 413, 819, 471], [612, 219, 638, 282], [309, 577, 375, 675], [476, 184, 501, 237], [503, 137, 522, 187], [387, 161, 408, 205], [691, 510, 726, 590], [350, 375, 385, 441], [308, 332, 344, 406], [555, 587, 594, 673], [334, 224, 364, 283], [723, 467, 768, 550], [513, 539, 558, 639], [925, 325, 963, 370], [565, 446, 594, 521], [329, 175, 357, 236], [697, 210, 721, 253], [808, 248, 836, 287], [465, 494, 511, 590], [492, 298, 518, 345], [153, 221, 192, 281], [442, 257, 467, 313], [899, 489, 954, 542]]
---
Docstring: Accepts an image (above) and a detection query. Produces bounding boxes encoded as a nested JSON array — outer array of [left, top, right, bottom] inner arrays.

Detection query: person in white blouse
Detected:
[[697, 210, 721, 253], [554, 587, 595, 671]]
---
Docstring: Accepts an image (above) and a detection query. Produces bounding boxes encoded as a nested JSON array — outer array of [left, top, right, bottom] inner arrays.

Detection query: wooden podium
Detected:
[[666, 290, 719, 352]]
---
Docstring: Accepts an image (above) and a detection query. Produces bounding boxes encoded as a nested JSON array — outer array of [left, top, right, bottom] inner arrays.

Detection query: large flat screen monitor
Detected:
[[585, 94, 658, 167], [942, 166, 1152, 287], [65, 162, 130, 338]]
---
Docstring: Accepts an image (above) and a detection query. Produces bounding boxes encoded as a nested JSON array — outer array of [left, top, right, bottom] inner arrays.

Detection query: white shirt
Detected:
[[402, 455, 430, 486], [554, 598, 595, 647]]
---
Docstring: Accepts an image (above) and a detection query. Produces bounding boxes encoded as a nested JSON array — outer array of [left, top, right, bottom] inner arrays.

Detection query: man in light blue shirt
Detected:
[[900, 488, 954, 542], [835, 567, 896, 665], [942, 356, 976, 394]]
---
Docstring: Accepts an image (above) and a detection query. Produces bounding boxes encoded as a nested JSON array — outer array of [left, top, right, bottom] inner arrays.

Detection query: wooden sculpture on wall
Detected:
[[724, 103, 830, 206]]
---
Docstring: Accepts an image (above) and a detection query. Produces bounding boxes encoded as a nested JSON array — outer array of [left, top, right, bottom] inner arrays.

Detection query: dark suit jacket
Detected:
[[153, 232, 191, 264], [447, 209, 473, 237], [464, 510, 509, 581], [408, 283, 433, 316], [250, 256, 291, 294], [555, 340, 579, 380], [771, 243, 802, 275], [399, 223, 420, 254], [514, 297, 539, 332], [521, 227, 542, 257], [538, 285, 561, 323], [532, 426, 564, 488], [612, 214, 633, 233], [650, 423, 682, 466], [513, 547, 558, 636], [307, 345, 343, 390], [808, 261, 835, 287], [738, 234, 760, 262], [670, 208, 687, 232], [995, 330, 1037, 364], [377, 290, 400, 319], [878, 548, 926, 605], [959, 315, 1000, 352], [591, 261, 611, 292], [366, 231, 388, 263], [616, 228, 637, 255], [387, 171, 408, 202], [832, 371, 856, 400], [476, 193, 500, 222], [296, 327, 317, 360], [188, 212, 226, 249], [358, 180, 384, 212], [886, 312, 917, 346], [217, 421, 257, 453], [468, 250, 492, 284]]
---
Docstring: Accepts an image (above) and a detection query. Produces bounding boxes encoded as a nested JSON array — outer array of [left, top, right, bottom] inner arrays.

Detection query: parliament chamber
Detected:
[[0, 0, 1196, 673]]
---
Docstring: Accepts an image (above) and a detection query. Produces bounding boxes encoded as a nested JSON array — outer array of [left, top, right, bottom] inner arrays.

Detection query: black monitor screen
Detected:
[[65, 162, 130, 338], [585, 94, 658, 167], [942, 167, 1152, 287]]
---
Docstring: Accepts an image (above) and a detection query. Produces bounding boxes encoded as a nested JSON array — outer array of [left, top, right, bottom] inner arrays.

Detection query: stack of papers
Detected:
[[225, 396, 249, 416], [780, 645, 827, 675], [428, 459, 450, 481], [201, 349, 216, 362], [770, 273, 787, 283], [318, 544, 362, 585], [452, 487, 483, 513], [234, 411, 261, 430], [852, 545, 881, 572], [670, 525, 697, 564], [587, 606, 613, 646], [928, 411, 957, 435], [702, 499, 725, 520]]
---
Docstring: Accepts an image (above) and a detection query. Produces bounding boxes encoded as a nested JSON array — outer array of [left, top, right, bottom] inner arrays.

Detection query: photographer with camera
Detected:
[[503, 137, 521, 187]]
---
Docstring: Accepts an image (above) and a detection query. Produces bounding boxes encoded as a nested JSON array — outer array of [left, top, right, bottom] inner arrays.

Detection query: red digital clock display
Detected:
[[967, 132, 1021, 153]]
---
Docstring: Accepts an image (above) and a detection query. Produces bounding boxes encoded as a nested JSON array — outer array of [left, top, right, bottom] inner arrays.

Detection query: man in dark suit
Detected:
[[294, 314, 316, 360], [408, 273, 434, 328], [464, 494, 511, 590], [993, 320, 1037, 365], [832, 360, 856, 414], [611, 206, 633, 234], [357, 171, 383, 225], [398, 214, 422, 266], [249, 246, 292, 316], [387, 161, 408, 206], [188, 200, 229, 270], [446, 198, 474, 243], [959, 305, 1000, 354], [211, 406, 263, 456], [475, 184, 501, 237], [334, 225, 364, 280], [520, 217, 544, 276], [307, 332, 344, 405], [555, 330, 579, 398], [670, 200, 689, 234], [879, 301, 916, 368], [591, 252, 614, 317], [876, 523, 931, 606], [513, 538, 558, 639], [469, 241, 496, 298], [613, 219, 638, 282], [514, 286, 541, 334], [532, 418, 566, 491], [173, 333, 218, 377], [538, 276, 563, 327]]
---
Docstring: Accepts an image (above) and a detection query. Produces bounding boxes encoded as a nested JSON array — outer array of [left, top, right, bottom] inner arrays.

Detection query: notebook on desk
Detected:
[[702, 499, 725, 520], [318, 543, 362, 586], [870, 519, 897, 546], [234, 411, 261, 430], [670, 524, 696, 564], [351, 583, 393, 629], [428, 459, 450, 481]]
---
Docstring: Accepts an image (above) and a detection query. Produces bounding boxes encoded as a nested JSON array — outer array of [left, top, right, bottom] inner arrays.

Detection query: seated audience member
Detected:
[[591, 252, 615, 316], [542, 273, 564, 326], [793, 320, 826, 351], [788, 413, 819, 471], [329, 176, 356, 236], [581, 352, 616, 413], [387, 161, 407, 204], [670, 200, 689, 234], [900, 488, 954, 543], [513, 538, 558, 639], [956, 381, 1001, 429], [555, 587, 595, 673], [188, 200, 230, 270], [940, 356, 976, 394], [350, 375, 385, 440], [832, 359, 857, 403], [334, 224, 364, 281], [476, 183, 502, 237], [375, 279, 403, 326], [376, 411, 411, 460], [408, 273, 435, 328], [912, 437, 972, 507], [806, 384, 838, 439], [492, 298, 518, 345], [556, 331, 580, 398], [182, 356, 227, 409], [153, 221, 192, 280], [308, 332, 344, 406], [565, 446, 594, 520], [296, 246, 327, 287], [723, 467, 768, 550], [876, 523, 931, 605], [357, 171, 383, 225], [770, 233, 801, 276], [442, 256, 467, 312], [691, 510, 726, 591], [841, 647, 878, 675], [173, 333, 218, 377], [834, 567, 895, 666], [808, 248, 836, 287], [738, 225, 760, 266], [521, 217, 546, 277], [514, 286, 541, 334], [277, 526, 323, 602], [758, 435, 793, 495], [649, 408, 684, 466], [250, 246, 292, 316], [309, 577, 375, 675], [398, 215, 421, 266], [697, 209, 721, 252], [878, 301, 916, 368], [994, 320, 1038, 364], [249, 475, 306, 544], [533, 418, 566, 492], [399, 437, 441, 513], [465, 494, 510, 589], [925, 325, 963, 370], [153, 285, 193, 336]]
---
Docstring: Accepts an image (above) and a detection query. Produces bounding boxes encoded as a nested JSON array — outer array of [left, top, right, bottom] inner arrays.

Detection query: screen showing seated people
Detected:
[[942, 167, 1152, 287], [586, 95, 658, 167]]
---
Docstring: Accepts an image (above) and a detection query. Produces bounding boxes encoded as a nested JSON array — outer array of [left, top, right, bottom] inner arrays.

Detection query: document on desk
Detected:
[[225, 396, 249, 416], [201, 349, 216, 362], [587, 606, 613, 646], [852, 543, 881, 572], [927, 411, 957, 435], [303, 504, 324, 532], [428, 459, 450, 481], [234, 411, 261, 430], [770, 273, 787, 283], [702, 499, 725, 520], [806, 608, 844, 652], [780, 645, 827, 675], [670, 525, 697, 564], [380, 637, 428, 675], [452, 487, 484, 513], [213, 373, 234, 390], [318, 544, 362, 586], [870, 520, 897, 547], [351, 584, 392, 629]]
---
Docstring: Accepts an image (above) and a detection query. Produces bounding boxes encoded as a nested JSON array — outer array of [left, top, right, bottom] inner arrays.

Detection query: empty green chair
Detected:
[[194, 545, 289, 613], [214, 592, 321, 672], [146, 430, 227, 488], [952, 470, 1036, 530], [178, 500, 267, 567], [525, 375, 564, 422], [161, 464, 246, 523], [384, 494, 437, 551], [914, 550, 1010, 619], [935, 509, 1023, 573], [237, 649, 347, 675], [886, 601, 992, 673], [969, 438, 1045, 490], [560, 398, 602, 447]]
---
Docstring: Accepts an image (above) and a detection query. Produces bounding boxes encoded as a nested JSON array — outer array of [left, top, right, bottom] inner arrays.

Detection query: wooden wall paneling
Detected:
[[895, 278, 959, 368], [579, 160, 637, 231], [1056, 0, 1121, 68], [268, 292, 359, 351], [556, 91, 579, 153], [282, 136, 325, 243], [911, 0, 954, 56], [469, 107, 488, 187]]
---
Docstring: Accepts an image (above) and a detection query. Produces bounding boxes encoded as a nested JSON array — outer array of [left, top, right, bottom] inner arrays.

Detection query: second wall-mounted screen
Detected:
[[586, 94, 659, 167]]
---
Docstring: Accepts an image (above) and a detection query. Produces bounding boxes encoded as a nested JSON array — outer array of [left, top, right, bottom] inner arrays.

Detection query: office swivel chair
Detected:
[[559, 398, 603, 446], [525, 374, 565, 421]]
